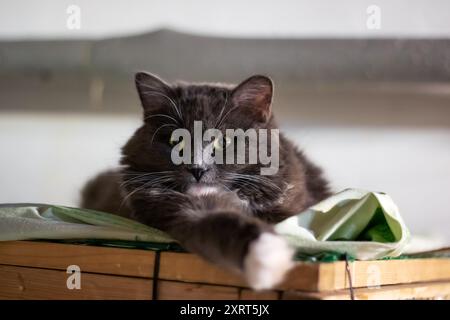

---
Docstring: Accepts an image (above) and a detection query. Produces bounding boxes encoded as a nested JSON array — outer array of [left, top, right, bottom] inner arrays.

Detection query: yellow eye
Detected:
[[170, 132, 185, 150], [213, 136, 231, 150]]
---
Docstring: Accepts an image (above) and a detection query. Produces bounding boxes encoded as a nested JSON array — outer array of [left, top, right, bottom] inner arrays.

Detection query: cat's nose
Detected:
[[189, 167, 208, 182]]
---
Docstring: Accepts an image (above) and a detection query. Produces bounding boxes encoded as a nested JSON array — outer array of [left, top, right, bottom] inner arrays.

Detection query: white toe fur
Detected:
[[243, 232, 295, 290]]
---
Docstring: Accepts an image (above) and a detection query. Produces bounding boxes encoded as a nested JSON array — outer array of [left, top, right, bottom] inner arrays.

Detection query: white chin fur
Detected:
[[243, 232, 295, 291]]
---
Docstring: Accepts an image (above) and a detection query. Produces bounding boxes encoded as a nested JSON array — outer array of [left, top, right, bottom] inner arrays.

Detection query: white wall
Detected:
[[0, 112, 139, 205], [0, 0, 450, 40]]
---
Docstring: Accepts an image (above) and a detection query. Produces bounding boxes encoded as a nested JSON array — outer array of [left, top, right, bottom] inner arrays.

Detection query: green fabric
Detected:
[[275, 189, 410, 260], [0, 204, 173, 243], [0, 188, 411, 260]]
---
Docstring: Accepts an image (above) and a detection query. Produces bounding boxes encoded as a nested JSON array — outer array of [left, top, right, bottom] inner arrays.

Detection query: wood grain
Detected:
[[240, 289, 279, 300], [159, 251, 246, 287], [0, 264, 240, 300], [315, 259, 450, 291], [0, 264, 152, 300], [0, 241, 155, 278], [282, 281, 450, 300], [158, 280, 239, 300], [1, 241, 450, 295]]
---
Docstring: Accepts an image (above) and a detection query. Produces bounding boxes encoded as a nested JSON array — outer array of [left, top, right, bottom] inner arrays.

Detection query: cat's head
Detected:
[[121, 72, 280, 196]]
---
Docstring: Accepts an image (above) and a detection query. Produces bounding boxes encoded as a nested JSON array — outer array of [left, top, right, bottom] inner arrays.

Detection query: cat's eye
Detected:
[[169, 132, 185, 150], [213, 136, 231, 150]]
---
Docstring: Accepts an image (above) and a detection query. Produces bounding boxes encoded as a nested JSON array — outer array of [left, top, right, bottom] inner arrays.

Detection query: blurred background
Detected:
[[0, 0, 449, 241]]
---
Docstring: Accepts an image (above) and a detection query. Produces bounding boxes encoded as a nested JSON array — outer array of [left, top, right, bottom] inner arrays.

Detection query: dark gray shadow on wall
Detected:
[[1, 29, 450, 128]]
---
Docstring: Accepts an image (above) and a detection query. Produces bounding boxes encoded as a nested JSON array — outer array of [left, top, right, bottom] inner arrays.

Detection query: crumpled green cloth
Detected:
[[275, 189, 410, 260], [0, 189, 410, 260], [0, 204, 173, 243]]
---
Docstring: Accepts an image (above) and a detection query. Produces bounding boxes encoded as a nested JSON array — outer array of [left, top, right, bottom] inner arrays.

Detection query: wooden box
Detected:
[[0, 241, 449, 300]]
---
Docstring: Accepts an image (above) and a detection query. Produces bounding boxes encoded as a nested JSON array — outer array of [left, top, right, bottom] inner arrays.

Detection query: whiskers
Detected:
[[119, 170, 178, 208], [137, 83, 184, 146], [150, 123, 177, 146], [144, 113, 180, 126], [216, 103, 241, 129], [223, 172, 282, 195], [138, 81, 183, 122], [214, 92, 229, 128]]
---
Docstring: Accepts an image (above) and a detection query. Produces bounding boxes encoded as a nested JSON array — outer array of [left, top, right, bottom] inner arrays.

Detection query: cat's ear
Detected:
[[231, 75, 273, 122], [135, 72, 173, 113]]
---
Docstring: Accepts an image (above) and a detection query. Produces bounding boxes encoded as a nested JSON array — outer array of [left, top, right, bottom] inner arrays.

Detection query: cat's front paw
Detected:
[[243, 232, 295, 290]]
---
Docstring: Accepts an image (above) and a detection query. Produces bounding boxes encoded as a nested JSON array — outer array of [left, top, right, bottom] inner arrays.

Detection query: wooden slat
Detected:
[[282, 281, 450, 300], [158, 251, 320, 291], [3, 263, 449, 300], [159, 251, 246, 287], [240, 289, 279, 300], [158, 280, 239, 300], [315, 259, 450, 291], [278, 263, 321, 291], [0, 264, 240, 300], [0, 241, 155, 278], [0, 265, 152, 300], [155, 249, 450, 292], [2, 241, 450, 293]]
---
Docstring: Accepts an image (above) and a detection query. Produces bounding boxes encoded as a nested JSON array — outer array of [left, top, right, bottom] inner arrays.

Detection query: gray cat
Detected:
[[82, 72, 330, 289]]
